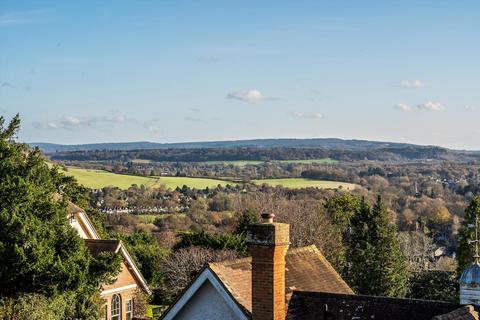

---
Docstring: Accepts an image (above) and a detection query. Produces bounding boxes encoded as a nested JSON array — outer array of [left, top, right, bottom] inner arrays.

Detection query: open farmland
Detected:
[[61, 167, 235, 190], [253, 178, 356, 190], [197, 158, 338, 166]]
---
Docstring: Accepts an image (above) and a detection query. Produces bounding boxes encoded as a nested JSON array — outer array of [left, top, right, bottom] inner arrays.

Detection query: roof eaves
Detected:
[[118, 243, 152, 295], [208, 263, 252, 318]]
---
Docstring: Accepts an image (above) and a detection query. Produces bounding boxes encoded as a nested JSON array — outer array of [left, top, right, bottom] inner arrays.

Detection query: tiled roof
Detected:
[[84, 239, 121, 257], [432, 305, 479, 320], [286, 291, 462, 320], [209, 245, 353, 314]]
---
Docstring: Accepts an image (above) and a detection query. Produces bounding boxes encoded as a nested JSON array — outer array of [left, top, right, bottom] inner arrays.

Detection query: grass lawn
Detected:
[[61, 167, 236, 190], [146, 304, 163, 318], [252, 178, 356, 190], [152, 176, 236, 189]]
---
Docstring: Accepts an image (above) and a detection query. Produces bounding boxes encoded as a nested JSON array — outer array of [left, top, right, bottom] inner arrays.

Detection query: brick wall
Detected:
[[102, 262, 138, 320], [248, 217, 290, 320]]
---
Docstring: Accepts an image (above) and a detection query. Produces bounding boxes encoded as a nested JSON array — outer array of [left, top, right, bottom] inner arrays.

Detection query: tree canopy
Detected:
[[0, 115, 120, 319], [346, 196, 408, 297], [457, 196, 480, 273]]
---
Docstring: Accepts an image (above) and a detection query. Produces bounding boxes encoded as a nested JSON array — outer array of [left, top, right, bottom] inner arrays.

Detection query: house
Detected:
[[67, 202, 151, 320], [161, 213, 477, 320]]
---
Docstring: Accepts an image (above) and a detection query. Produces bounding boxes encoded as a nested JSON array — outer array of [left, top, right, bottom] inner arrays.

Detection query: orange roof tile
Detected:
[[209, 245, 353, 314]]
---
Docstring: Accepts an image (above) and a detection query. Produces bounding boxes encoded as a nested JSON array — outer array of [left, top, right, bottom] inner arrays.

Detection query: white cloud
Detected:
[[394, 103, 413, 112], [465, 105, 477, 111], [291, 112, 323, 119], [37, 115, 135, 130], [400, 80, 425, 89], [62, 116, 82, 126], [0, 9, 51, 26], [227, 89, 267, 102], [417, 101, 444, 111]]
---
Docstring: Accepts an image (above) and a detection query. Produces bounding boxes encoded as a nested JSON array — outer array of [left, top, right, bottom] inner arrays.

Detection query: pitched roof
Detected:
[[208, 245, 353, 314], [84, 239, 152, 295], [84, 239, 121, 257], [286, 291, 462, 320], [432, 305, 479, 320]]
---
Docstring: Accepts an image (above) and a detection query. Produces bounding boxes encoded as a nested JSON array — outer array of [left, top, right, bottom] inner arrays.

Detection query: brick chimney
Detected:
[[247, 213, 290, 320]]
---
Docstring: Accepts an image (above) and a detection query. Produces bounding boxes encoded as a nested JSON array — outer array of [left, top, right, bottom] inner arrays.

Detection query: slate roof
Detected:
[[208, 245, 354, 314], [84, 239, 121, 257], [286, 291, 462, 320]]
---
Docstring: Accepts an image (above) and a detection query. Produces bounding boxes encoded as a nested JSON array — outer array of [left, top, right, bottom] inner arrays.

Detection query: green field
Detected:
[[253, 178, 356, 190], [60, 167, 353, 191], [62, 167, 235, 190], [199, 158, 338, 166]]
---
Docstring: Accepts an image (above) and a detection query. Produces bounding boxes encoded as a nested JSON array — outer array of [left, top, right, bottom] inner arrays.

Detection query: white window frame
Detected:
[[111, 294, 122, 320], [126, 298, 133, 320]]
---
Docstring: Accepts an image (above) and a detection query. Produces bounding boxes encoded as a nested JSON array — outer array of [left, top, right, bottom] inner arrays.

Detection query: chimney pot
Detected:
[[261, 212, 275, 223]]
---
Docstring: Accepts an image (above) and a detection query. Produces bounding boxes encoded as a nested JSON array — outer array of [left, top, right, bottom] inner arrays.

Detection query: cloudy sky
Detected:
[[1, 1, 479, 149]]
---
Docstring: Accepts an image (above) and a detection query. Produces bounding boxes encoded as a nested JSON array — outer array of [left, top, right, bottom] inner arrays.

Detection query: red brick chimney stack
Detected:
[[247, 212, 290, 320]]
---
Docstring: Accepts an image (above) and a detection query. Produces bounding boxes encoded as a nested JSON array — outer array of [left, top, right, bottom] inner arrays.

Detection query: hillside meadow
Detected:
[[61, 167, 235, 190], [130, 158, 338, 167], [252, 178, 356, 190], [60, 167, 355, 190]]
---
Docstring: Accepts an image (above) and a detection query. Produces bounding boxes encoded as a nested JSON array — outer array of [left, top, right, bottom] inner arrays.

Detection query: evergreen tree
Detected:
[[235, 208, 259, 235], [347, 196, 408, 297], [0, 115, 120, 318], [457, 196, 480, 273], [324, 193, 362, 275]]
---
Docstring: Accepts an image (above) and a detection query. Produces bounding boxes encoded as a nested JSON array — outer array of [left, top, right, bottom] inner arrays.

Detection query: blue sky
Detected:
[[1, 0, 479, 149]]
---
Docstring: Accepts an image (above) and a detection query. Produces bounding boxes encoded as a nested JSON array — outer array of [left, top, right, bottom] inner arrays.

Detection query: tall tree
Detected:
[[324, 193, 362, 275], [0, 115, 120, 319], [347, 196, 408, 297], [457, 196, 480, 273]]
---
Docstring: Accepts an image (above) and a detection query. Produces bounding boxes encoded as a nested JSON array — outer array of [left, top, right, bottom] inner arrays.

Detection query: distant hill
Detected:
[[30, 138, 431, 153]]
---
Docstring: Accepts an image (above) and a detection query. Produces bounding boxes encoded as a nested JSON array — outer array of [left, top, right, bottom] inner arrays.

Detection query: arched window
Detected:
[[111, 294, 121, 320]]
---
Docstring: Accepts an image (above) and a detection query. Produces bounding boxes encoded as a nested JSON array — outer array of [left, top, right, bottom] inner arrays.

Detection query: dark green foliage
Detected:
[[235, 208, 259, 235], [113, 231, 166, 285], [0, 115, 120, 318], [325, 193, 362, 227], [407, 270, 458, 302], [457, 196, 480, 273], [346, 196, 408, 297], [176, 231, 247, 254], [324, 193, 362, 276]]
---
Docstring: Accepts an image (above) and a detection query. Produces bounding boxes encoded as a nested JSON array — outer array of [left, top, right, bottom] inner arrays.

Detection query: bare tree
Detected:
[[398, 231, 435, 272], [159, 246, 238, 302]]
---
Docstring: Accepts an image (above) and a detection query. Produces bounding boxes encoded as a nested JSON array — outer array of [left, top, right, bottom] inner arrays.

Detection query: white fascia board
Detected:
[[101, 284, 137, 296], [119, 245, 152, 295], [161, 268, 248, 320], [77, 211, 100, 239]]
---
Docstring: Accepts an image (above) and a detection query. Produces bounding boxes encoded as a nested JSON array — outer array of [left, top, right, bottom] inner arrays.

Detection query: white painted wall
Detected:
[[70, 215, 90, 239], [174, 281, 241, 320], [460, 285, 480, 306]]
